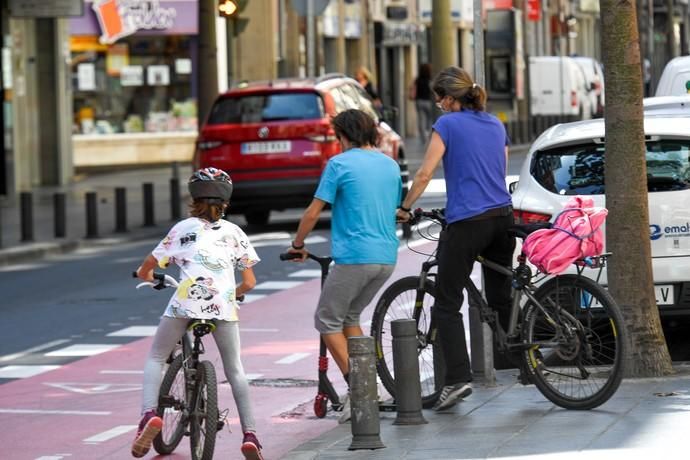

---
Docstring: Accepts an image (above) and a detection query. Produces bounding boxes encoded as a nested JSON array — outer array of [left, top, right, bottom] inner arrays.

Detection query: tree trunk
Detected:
[[600, 0, 673, 377]]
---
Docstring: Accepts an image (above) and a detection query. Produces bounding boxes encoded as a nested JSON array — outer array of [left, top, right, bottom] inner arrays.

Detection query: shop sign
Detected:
[[93, 0, 177, 44], [70, 2, 198, 39], [120, 65, 144, 86], [381, 23, 424, 46], [527, 0, 541, 21]]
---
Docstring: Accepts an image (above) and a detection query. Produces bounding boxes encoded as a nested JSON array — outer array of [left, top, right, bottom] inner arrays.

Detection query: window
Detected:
[[532, 140, 690, 195], [207, 92, 324, 124]]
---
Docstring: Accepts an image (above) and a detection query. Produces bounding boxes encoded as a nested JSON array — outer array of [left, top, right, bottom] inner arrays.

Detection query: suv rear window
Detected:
[[532, 140, 690, 195], [207, 92, 324, 124]]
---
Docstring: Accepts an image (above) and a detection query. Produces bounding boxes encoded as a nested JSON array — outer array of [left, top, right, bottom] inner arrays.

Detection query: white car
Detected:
[[643, 95, 690, 115], [655, 56, 690, 97], [511, 114, 690, 317]]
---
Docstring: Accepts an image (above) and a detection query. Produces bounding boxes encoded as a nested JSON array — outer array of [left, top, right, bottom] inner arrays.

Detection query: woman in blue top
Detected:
[[397, 66, 515, 411]]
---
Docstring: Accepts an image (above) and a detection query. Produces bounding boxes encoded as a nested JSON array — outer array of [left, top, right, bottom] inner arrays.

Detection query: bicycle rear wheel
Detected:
[[190, 360, 218, 460], [370, 276, 442, 408], [522, 274, 626, 410], [153, 354, 187, 455]]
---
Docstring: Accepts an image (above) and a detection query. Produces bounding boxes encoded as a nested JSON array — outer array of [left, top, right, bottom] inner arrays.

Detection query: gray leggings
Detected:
[[142, 316, 256, 432]]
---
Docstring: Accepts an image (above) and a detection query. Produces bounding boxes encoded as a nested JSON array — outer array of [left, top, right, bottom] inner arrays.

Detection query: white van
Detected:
[[572, 56, 605, 117], [529, 56, 591, 118], [655, 56, 690, 96]]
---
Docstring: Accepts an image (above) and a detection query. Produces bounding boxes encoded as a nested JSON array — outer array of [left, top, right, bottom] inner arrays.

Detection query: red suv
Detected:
[[193, 74, 406, 226]]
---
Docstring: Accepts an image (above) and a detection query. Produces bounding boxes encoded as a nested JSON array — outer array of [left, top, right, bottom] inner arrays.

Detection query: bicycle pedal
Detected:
[[217, 420, 225, 432]]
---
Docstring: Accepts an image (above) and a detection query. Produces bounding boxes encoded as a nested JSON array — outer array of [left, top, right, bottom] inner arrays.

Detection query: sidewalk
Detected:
[[0, 163, 191, 265], [285, 365, 690, 459]]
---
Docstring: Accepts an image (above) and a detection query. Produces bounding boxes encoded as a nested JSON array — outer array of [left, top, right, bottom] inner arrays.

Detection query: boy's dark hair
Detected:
[[189, 200, 226, 222], [332, 109, 379, 148]]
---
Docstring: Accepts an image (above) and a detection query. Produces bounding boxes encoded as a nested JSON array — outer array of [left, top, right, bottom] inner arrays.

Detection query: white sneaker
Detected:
[[338, 394, 351, 424], [432, 383, 472, 411]]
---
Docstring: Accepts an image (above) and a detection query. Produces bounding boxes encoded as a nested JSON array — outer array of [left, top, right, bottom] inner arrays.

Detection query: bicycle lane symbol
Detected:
[[43, 382, 141, 394]]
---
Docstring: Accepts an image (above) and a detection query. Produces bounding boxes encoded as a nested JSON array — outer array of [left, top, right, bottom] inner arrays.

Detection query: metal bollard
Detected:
[[143, 183, 155, 227], [170, 177, 181, 221], [392, 320, 428, 425], [115, 187, 127, 233], [20, 192, 34, 242], [85, 192, 99, 238], [348, 336, 385, 451], [53, 193, 66, 238], [469, 278, 496, 386]]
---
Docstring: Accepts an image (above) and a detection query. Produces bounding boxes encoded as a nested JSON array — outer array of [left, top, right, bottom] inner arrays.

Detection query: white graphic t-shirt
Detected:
[[151, 217, 260, 321]]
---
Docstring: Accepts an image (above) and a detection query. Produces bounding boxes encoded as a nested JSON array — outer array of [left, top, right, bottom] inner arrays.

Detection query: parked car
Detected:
[[655, 55, 690, 97], [572, 56, 605, 117], [529, 56, 592, 119], [193, 74, 405, 226], [511, 114, 690, 317], [644, 94, 690, 115]]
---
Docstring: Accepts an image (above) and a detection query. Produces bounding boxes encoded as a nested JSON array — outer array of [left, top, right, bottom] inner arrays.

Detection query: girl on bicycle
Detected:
[[132, 167, 264, 460]]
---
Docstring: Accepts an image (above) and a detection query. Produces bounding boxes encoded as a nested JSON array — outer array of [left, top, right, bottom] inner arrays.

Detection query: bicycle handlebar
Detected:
[[409, 208, 446, 226]]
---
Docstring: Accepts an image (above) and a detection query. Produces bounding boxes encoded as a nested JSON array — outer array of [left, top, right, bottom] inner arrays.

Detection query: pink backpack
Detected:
[[522, 196, 608, 275]]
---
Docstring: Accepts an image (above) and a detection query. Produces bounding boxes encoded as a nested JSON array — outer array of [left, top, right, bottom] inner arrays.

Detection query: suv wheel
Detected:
[[245, 210, 270, 227]]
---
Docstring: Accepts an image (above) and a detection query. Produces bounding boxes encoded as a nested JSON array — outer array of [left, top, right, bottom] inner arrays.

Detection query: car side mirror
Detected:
[[508, 181, 518, 194]]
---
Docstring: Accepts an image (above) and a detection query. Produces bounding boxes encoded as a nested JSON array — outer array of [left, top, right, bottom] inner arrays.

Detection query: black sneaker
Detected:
[[432, 383, 472, 411]]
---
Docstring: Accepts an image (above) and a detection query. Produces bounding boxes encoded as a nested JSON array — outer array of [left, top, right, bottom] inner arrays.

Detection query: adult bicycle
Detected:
[[370, 208, 627, 410], [133, 272, 225, 460]]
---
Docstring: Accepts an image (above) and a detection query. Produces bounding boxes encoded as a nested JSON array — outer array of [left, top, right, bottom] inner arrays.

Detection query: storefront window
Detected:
[[71, 35, 196, 135]]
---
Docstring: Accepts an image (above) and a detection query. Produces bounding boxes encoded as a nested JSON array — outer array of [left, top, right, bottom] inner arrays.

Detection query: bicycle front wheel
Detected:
[[371, 276, 442, 408], [190, 361, 218, 460], [153, 354, 187, 455], [522, 274, 626, 410]]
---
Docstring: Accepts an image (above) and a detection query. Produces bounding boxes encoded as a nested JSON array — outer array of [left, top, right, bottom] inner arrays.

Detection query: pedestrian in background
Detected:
[[355, 65, 383, 108], [132, 167, 265, 460], [409, 62, 434, 143], [288, 109, 401, 423], [397, 66, 515, 411]]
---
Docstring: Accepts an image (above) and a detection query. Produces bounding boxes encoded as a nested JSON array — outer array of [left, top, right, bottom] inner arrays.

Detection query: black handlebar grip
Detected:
[[132, 271, 138, 278], [237, 294, 245, 302], [280, 252, 302, 261]]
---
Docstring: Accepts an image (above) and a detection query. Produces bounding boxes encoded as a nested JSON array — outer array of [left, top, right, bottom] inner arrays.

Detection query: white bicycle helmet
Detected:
[[188, 167, 233, 202]]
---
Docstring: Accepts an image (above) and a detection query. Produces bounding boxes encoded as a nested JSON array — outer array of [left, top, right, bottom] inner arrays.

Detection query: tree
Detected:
[[600, 0, 673, 376]]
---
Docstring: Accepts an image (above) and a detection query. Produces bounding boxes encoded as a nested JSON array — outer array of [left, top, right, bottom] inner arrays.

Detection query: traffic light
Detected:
[[218, 0, 248, 17]]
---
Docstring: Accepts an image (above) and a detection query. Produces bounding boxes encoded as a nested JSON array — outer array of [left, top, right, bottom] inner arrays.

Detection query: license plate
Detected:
[[583, 284, 675, 308], [241, 141, 291, 154]]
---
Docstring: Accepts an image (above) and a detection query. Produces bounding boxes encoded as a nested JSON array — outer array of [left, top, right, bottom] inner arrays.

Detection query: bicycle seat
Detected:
[[188, 319, 216, 338], [507, 222, 552, 239]]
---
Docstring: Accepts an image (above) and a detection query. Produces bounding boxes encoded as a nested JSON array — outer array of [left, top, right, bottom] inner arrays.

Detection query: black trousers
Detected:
[[433, 212, 515, 385]]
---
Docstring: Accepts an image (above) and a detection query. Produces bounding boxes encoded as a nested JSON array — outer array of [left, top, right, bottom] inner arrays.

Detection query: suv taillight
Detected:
[[513, 209, 551, 224], [198, 140, 223, 150]]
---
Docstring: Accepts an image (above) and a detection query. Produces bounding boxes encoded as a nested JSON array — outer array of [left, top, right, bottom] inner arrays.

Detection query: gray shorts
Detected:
[[315, 263, 395, 334]]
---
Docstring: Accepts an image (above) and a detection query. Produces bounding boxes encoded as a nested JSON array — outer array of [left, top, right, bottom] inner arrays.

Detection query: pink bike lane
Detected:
[[0, 244, 435, 460]]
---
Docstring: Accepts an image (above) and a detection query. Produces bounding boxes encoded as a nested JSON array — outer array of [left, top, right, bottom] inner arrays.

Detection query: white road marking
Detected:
[[45, 344, 119, 357], [107, 326, 157, 337], [112, 256, 142, 264], [288, 269, 322, 278], [99, 370, 144, 375], [0, 365, 61, 379], [254, 281, 303, 290], [275, 353, 310, 364], [0, 262, 47, 272], [251, 234, 328, 248], [44, 382, 141, 394], [242, 328, 279, 332], [83, 425, 137, 444], [0, 339, 70, 362], [35, 455, 72, 460], [246, 373, 263, 380], [240, 294, 266, 303], [0, 409, 110, 415]]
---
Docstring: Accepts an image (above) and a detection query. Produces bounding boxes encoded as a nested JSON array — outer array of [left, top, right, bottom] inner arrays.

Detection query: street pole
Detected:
[[431, 0, 454, 76], [336, 0, 346, 73], [307, 0, 315, 77], [198, 0, 219, 124], [473, 0, 484, 85]]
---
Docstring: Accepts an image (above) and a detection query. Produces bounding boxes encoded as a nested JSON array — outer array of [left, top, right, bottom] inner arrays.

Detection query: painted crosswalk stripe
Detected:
[[84, 425, 137, 444], [45, 344, 119, 357], [0, 365, 61, 379], [241, 294, 266, 304], [254, 281, 303, 290], [0, 339, 70, 362], [35, 456, 70, 460], [0, 409, 110, 415], [107, 326, 157, 337], [242, 328, 279, 332], [288, 269, 322, 278], [100, 370, 144, 375], [275, 353, 310, 364]]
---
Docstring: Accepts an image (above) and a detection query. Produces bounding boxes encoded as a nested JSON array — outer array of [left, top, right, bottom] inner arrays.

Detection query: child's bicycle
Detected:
[[370, 208, 628, 410], [133, 272, 228, 460], [279, 252, 344, 418]]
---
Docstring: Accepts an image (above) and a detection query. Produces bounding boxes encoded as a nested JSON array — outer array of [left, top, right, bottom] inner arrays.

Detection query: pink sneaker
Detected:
[[241, 431, 264, 460], [131, 410, 163, 458]]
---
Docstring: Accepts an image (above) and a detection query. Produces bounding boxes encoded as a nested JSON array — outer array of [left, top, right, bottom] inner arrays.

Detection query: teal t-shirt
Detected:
[[315, 148, 402, 264]]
